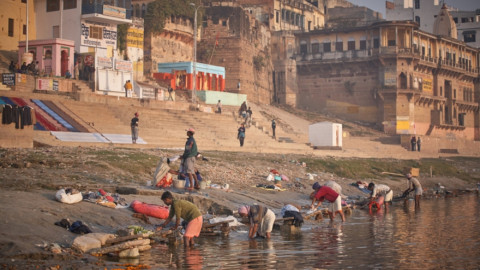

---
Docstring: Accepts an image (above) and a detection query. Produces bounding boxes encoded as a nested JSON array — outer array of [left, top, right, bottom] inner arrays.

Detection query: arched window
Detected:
[[323, 38, 331, 52], [142, 4, 146, 18], [360, 36, 367, 50], [399, 72, 407, 89], [335, 37, 343, 52], [300, 40, 307, 55], [312, 39, 320, 54], [135, 4, 140, 18], [347, 37, 355, 50]]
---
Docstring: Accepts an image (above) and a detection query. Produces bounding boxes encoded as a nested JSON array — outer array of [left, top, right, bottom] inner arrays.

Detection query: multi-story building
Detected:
[[386, 0, 442, 33], [451, 9, 480, 48], [386, 0, 480, 48], [0, 0, 36, 51], [294, 17, 480, 140], [34, 0, 133, 95]]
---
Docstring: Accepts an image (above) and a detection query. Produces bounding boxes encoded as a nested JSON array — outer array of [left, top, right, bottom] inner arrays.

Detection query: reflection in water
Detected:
[[138, 195, 480, 269]]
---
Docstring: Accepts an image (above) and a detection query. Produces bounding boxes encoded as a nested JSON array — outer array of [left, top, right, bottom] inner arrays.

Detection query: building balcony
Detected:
[[82, 0, 132, 24], [296, 49, 374, 62]]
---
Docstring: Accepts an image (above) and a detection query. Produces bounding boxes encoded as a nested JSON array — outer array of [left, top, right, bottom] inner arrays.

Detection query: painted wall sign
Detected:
[[98, 57, 113, 68], [2, 73, 15, 86], [115, 60, 133, 72], [422, 78, 433, 94], [81, 20, 117, 49], [127, 28, 144, 49]]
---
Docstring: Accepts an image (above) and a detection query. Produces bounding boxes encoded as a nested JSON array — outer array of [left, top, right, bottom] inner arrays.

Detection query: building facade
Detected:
[[34, 0, 133, 95], [294, 20, 480, 140], [451, 9, 480, 48], [0, 0, 36, 51]]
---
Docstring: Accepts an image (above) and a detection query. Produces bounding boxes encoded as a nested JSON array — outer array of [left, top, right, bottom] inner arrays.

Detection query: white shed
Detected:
[[309, 122, 343, 148]]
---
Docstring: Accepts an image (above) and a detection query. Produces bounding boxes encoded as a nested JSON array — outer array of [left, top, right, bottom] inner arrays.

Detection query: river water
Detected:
[[135, 195, 480, 269]]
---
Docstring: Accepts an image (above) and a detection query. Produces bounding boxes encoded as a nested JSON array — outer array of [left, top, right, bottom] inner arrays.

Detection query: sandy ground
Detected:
[[0, 146, 478, 269]]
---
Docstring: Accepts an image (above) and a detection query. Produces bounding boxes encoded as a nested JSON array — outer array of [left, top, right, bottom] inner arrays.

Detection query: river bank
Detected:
[[0, 146, 478, 269]]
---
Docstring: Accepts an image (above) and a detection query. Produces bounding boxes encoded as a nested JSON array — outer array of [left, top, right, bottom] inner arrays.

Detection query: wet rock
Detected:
[[119, 248, 139, 258]]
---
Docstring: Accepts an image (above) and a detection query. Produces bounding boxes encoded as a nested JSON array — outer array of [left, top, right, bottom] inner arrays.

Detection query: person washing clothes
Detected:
[[238, 205, 276, 239], [311, 182, 345, 222]]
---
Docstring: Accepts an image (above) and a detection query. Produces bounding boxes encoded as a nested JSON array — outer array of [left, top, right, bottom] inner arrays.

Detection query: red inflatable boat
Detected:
[[131, 200, 170, 219]]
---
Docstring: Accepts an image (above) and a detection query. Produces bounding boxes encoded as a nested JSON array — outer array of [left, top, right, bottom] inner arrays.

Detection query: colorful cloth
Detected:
[[314, 186, 339, 203], [184, 215, 203, 237]]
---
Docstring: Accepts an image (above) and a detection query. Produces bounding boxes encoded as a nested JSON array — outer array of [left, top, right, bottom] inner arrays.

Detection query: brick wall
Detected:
[[201, 6, 273, 104]]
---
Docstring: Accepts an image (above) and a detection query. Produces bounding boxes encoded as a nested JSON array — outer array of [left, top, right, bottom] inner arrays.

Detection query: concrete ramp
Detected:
[[103, 134, 147, 144], [51, 132, 146, 144], [51, 132, 109, 143]]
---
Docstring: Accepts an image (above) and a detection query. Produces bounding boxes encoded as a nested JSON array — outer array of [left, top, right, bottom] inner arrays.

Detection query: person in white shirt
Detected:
[[368, 182, 393, 212]]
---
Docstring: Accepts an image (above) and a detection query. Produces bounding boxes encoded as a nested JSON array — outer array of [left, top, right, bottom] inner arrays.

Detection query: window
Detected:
[[222, 20, 227, 26], [415, 16, 420, 24], [23, 24, 26, 35], [461, 17, 468, 23], [300, 42, 307, 55], [335, 41, 343, 52], [312, 43, 320, 54], [463, 32, 476, 43], [8, 18, 14, 37], [21, 0, 27, 3], [388, 39, 396, 46], [276, 11, 279, 23], [47, 0, 60, 12], [53, 25, 59, 38], [142, 4, 146, 18], [440, 86, 443, 96], [453, 17, 458, 23], [414, 0, 420, 9], [360, 40, 366, 50], [63, 0, 76, 10], [373, 38, 380, 48], [90, 26, 103, 39], [323, 42, 331, 52], [347, 39, 355, 50]]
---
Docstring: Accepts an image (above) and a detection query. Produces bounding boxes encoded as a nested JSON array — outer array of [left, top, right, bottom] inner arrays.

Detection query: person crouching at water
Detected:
[[156, 191, 203, 248], [367, 182, 393, 212], [238, 205, 276, 239], [311, 182, 346, 222]]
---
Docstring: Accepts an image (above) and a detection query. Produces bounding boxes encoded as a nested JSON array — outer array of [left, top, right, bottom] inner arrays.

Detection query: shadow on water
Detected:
[[134, 195, 480, 269]]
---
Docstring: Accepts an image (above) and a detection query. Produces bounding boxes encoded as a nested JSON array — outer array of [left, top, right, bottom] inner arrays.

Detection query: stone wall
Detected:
[[296, 61, 380, 123], [201, 6, 273, 104], [144, 18, 194, 75], [0, 123, 33, 148]]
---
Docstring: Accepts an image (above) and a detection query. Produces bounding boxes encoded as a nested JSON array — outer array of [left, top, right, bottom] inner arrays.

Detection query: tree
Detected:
[[145, 0, 203, 34]]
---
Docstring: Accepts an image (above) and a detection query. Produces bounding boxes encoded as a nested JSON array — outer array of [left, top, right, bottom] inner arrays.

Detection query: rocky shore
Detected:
[[0, 146, 478, 269]]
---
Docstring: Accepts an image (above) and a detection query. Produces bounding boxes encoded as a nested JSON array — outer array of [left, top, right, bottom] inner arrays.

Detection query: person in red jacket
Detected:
[[310, 182, 346, 222]]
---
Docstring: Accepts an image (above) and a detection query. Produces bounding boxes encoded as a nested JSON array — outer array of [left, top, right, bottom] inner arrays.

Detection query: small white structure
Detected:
[[309, 122, 342, 149]]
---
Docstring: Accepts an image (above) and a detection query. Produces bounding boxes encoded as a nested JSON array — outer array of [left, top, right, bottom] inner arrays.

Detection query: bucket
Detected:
[[173, 179, 186, 189], [199, 181, 207, 190]]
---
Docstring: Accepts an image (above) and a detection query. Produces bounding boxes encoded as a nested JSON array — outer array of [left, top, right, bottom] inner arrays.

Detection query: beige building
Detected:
[[0, 0, 36, 51], [294, 19, 480, 140]]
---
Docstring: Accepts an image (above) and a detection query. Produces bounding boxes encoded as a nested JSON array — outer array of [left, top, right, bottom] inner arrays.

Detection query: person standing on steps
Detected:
[[410, 136, 416, 151], [130, 112, 139, 144], [216, 100, 222, 114], [237, 124, 246, 147], [125, 80, 133, 98], [271, 119, 276, 139], [182, 128, 199, 190], [167, 86, 174, 101], [417, 137, 421, 152]]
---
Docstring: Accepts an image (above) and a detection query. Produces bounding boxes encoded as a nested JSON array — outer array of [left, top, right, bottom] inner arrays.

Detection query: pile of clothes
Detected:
[[83, 189, 128, 208]]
